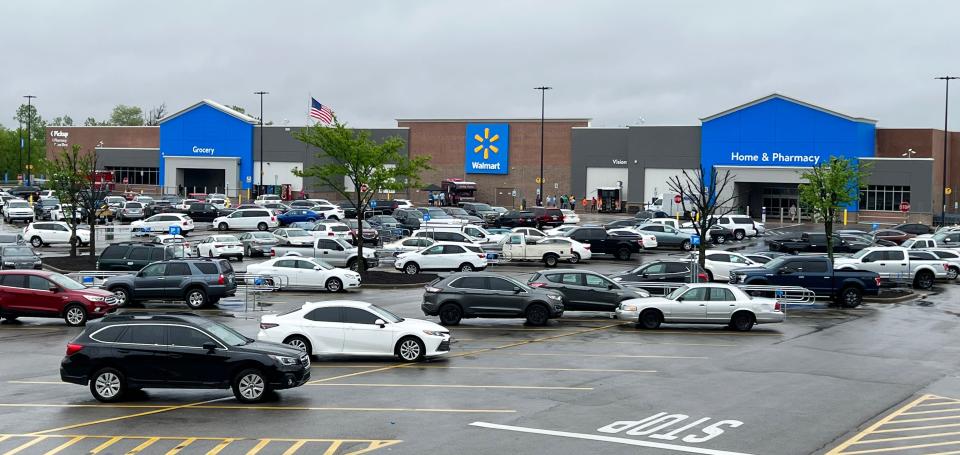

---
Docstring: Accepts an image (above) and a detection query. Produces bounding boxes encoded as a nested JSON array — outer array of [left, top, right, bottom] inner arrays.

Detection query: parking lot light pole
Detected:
[[534, 86, 552, 206], [255, 91, 269, 198], [936, 76, 958, 225], [23, 95, 36, 187]]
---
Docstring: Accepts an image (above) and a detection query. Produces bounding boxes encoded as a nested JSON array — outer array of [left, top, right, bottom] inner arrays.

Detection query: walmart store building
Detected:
[[47, 94, 953, 223]]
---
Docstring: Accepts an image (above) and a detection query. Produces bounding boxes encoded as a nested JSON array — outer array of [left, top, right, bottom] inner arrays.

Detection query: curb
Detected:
[[42, 263, 73, 274], [864, 292, 919, 304]]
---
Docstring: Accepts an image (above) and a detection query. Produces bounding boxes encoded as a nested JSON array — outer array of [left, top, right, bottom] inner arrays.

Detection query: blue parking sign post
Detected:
[[871, 223, 879, 231], [423, 213, 431, 222], [168, 225, 181, 235], [82, 276, 94, 286], [690, 235, 700, 246], [370, 200, 377, 208]]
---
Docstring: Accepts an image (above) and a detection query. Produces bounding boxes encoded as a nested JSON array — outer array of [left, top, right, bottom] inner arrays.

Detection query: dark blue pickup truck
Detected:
[[728, 256, 880, 308]]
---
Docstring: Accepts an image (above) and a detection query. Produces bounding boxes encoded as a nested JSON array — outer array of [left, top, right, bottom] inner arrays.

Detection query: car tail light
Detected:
[[425, 286, 442, 293], [875, 277, 882, 287], [260, 322, 279, 329], [529, 282, 546, 288], [218, 274, 225, 285], [583, 245, 590, 249], [66, 343, 84, 356], [182, 221, 189, 226], [271, 216, 276, 221], [328, 232, 334, 236], [214, 244, 224, 248], [697, 273, 708, 281], [477, 253, 485, 258], [774, 301, 782, 312], [270, 249, 276, 256], [944, 263, 951, 271]]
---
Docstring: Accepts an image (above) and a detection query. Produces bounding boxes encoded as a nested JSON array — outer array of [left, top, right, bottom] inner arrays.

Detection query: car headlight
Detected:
[[546, 294, 562, 301], [423, 330, 448, 337], [83, 295, 106, 302], [2, 262, 13, 266], [270, 355, 298, 366], [621, 304, 638, 312]]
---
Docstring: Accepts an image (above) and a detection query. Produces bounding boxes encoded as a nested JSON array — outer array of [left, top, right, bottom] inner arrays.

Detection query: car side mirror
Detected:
[[374, 319, 386, 328], [48, 286, 59, 293], [861, 257, 872, 263], [314, 265, 322, 270], [608, 284, 616, 290], [202, 342, 217, 353], [513, 286, 521, 294], [676, 297, 684, 302]]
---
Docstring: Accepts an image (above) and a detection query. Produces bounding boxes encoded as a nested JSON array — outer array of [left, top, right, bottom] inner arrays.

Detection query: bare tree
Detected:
[[666, 167, 738, 267], [146, 103, 168, 126]]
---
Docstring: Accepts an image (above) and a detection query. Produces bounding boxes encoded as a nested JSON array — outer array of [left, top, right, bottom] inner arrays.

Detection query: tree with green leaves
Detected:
[[293, 119, 431, 275], [798, 156, 871, 262], [50, 115, 74, 126], [108, 104, 145, 126], [666, 167, 738, 268]]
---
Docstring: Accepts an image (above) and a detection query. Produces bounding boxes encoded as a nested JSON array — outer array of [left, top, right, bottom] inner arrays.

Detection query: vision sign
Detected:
[[465, 123, 509, 175]]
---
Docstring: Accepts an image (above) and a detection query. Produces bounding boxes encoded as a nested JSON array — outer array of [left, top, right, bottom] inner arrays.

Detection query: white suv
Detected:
[[130, 214, 196, 235], [702, 250, 762, 281], [311, 204, 345, 220], [4, 200, 35, 223], [711, 215, 760, 240], [394, 241, 487, 274], [23, 221, 91, 247], [213, 208, 279, 231], [254, 194, 282, 206]]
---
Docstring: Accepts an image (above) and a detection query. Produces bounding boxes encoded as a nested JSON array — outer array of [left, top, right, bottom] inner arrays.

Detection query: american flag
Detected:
[[309, 98, 334, 125]]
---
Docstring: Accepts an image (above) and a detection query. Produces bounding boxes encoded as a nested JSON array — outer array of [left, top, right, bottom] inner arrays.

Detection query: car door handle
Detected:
[[698, 304, 705, 306], [127, 262, 134, 265]]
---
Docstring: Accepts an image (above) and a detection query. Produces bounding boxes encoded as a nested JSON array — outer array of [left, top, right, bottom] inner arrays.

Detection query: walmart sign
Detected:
[[465, 123, 509, 174]]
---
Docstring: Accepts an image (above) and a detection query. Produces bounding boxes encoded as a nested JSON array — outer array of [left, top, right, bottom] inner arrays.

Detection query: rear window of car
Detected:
[[217, 260, 233, 274], [465, 246, 483, 253], [193, 262, 218, 275], [100, 245, 128, 260], [450, 276, 486, 289], [128, 247, 150, 261], [544, 274, 563, 283]]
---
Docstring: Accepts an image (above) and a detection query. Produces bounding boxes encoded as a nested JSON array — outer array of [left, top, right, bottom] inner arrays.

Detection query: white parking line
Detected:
[[469, 422, 756, 455]]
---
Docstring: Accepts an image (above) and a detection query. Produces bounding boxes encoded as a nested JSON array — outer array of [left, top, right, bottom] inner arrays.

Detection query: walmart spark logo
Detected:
[[473, 127, 500, 160], [465, 123, 509, 175]]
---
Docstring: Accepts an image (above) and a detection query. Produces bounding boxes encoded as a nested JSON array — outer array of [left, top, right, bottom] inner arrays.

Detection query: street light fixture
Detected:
[[534, 86, 552, 206], [935, 76, 958, 225], [23, 95, 36, 187], [901, 148, 916, 159], [254, 91, 268, 197]]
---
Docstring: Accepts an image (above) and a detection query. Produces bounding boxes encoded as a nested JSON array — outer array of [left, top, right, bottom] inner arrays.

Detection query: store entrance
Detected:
[[734, 182, 799, 217], [181, 169, 226, 194]]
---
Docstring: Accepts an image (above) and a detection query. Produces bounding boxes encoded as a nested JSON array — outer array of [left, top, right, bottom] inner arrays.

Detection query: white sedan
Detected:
[[195, 234, 244, 261], [379, 237, 437, 257], [702, 250, 762, 281], [615, 283, 784, 331], [545, 225, 577, 236], [247, 256, 360, 292], [273, 228, 315, 246], [561, 209, 580, 224], [258, 300, 451, 362], [394, 242, 487, 274], [536, 237, 591, 263], [130, 214, 195, 235]]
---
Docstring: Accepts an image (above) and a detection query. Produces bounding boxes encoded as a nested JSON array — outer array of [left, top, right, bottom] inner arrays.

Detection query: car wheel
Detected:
[[914, 270, 935, 290], [208, 250, 214, 258], [714, 234, 727, 244], [218, 223, 228, 231], [90, 368, 126, 403], [543, 254, 559, 267], [30, 236, 43, 248], [949, 267, 960, 281], [346, 258, 359, 272], [232, 368, 270, 403], [111, 287, 132, 307], [638, 309, 662, 329], [325, 277, 343, 292], [729, 312, 755, 331], [734, 230, 746, 241], [244, 246, 251, 257], [63, 304, 87, 327], [185, 288, 208, 309], [236, 255, 243, 262], [403, 262, 420, 275], [525, 304, 549, 326], [438, 304, 462, 326], [616, 248, 631, 261], [839, 286, 862, 308], [568, 252, 580, 264], [284, 335, 312, 354], [458, 263, 474, 272], [257, 222, 268, 231], [680, 240, 692, 251], [396, 336, 425, 362]]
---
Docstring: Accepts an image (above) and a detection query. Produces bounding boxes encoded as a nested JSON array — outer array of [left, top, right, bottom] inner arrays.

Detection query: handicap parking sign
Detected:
[[142, 226, 152, 232], [690, 235, 700, 246], [82, 276, 94, 285], [871, 223, 879, 231], [423, 213, 431, 221], [168, 225, 181, 235], [370, 200, 377, 208]]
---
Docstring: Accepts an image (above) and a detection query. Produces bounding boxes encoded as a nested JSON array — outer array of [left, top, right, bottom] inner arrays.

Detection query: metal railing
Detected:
[[234, 273, 287, 312], [67, 270, 133, 287]]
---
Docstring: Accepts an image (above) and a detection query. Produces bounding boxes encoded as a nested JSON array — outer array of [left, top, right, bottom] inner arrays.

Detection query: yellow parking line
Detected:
[[321, 441, 343, 455], [855, 429, 960, 444], [309, 383, 592, 390], [28, 396, 232, 435], [282, 440, 307, 455], [826, 394, 932, 454], [343, 440, 402, 455], [901, 407, 960, 416], [841, 440, 960, 454], [510, 352, 708, 359], [90, 436, 123, 454], [126, 437, 160, 454], [918, 400, 960, 407], [43, 435, 84, 454], [874, 422, 960, 433], [0, 402, 514, 413], [165, 437, 197, 455], [245, 439, 271, 455], [206, 438, 235, 455], [889, 414, 960, 424], [5, 436, 48, 454]]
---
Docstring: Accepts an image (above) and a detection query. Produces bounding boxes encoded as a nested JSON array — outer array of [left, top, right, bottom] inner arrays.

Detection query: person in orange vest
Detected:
[[591, 196, 598, 212]]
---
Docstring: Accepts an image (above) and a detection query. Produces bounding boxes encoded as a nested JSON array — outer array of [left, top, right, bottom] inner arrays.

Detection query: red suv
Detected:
[[0, 270, 118, 326], [531, 207, 565, 228]]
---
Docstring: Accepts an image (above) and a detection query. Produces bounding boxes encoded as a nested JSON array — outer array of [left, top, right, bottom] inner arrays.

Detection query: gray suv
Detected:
[[103, 258, 237, 309], [527, 269, 650, 311], [422, 272, 564, 326]]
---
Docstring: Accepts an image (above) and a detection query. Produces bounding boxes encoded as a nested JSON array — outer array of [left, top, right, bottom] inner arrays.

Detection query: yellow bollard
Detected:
[[676, 212, 680, 222], [238, 193, 242, 205], [843, 209, 848, 226]]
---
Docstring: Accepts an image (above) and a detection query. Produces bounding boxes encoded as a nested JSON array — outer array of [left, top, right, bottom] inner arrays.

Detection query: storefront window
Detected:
[[106, 167, 159, 185], [859, 185, 910, 211]]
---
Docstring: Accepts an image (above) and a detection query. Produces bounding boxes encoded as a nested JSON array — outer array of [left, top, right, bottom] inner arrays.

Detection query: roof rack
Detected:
[[102, 312, 201, 322]]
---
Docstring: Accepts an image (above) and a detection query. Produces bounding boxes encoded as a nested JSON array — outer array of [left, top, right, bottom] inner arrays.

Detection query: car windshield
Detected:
[[198, 319, 250, 346], [48, 273, 87, 291], [308, 258, 334, 270], [286, 229, 311, 237], [330, 225, 350, 232], [666, 285, 690, 300], [446, 208, 468, 215], [472, 203, 492, 210], [426, 209, 452, 218], [3, 246, 34, 257], [762, 256, 793, 270], [368, 304, 404, 323], [851, 249, 872, 259], [126, 202, 142, 208], [252, 232, 275, 239], [41, 200, 59, 207], [214, 236, 240, 244], [334, 238, 353, 249], [378, 216, 399, 224], [8, 201, 29, 208]]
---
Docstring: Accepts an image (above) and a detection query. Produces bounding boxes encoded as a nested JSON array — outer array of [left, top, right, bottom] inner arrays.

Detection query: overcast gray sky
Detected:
[[3, 1, 959, 129]]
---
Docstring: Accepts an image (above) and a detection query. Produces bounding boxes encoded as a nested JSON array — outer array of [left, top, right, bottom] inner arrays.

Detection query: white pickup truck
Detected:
[[486, 233, 573, 267], [902, 234, 960, 250], [834, 246, 950, 289]]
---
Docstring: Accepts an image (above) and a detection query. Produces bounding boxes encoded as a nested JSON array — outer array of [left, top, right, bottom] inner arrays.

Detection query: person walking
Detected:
[[788, 204, 797, 222], [569, 196, 576, 210]]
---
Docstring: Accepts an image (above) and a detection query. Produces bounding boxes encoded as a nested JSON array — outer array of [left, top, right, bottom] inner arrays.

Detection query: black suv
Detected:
[[392, 208, 423, 231], [102, 258, 237, 309], [423, 272, 564, 326], [98, 242, 183, 271], [495, 210, 537, 228], [528, 269, 649, 311], [60, 313, 309, 403], [610, 260, 709, 295]]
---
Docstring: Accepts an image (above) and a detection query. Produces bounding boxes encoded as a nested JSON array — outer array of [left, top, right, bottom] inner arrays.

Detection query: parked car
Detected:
[[511, 227, 548, 238], [307, 220, 354, 240], [527, 269, 649, 311], [710, 215, 762, 239], [61, 313, 309, 402], [545, 225, 578, 237], [530, 207, 565, 228], [460, 202, 500, 224], [4, 199, 35, 223], [271, 237, 379, 271], [610, 260, 708, 295], [118, 201, 146, 221], [130, 213, 195, 235], [489, 233, 573, 267], [615, 283, 785, 331], [258, 300, 450, 362], [416, 207, 468, 226], [379, 237, 437, 257], [213, 208, 279, 231], [237, 231, 280, 257], [561, 209, 580, 224], [767, 232, 860, 254], [564, 226, 644, 260], [152, 234, 192, 257], [34, 198, 60, 221], [0, 270, 118, 326], [634, 210, 670, 221], [834, 246, 948, 289], [254, 194, 283, 206], [195, 235, 244, 261], [926, 248, 960, 280], [495, 210, 538, 228], [604, 219, 640, 230], [635, 223, 694, 251], [731, 255, 882, 307], [311, 204, 345, 221], [0, 233, 24, 247], [392, 208, 424, 231], [413, 229, 479, 245], [183, 202, 229, 223], [367, 215, 402, 232], [929, 230, 960, 248], [50, 203, 85, 222], [536, 237, 591, 264], [247, 256, 361, 292], [103, 258, 237, 308], [742, 252, 788, 264], [870, 229, 913, 245], [23, 222, 90, 247], [1, 245, 42, 270], [273, 228, 315, 246], [277, 209, 320, 226], [261, 202, 290, 214], [98, 242, 181, 271], [701, 250, 763, 281], [8, 186, 41, 201], [394, 242, 487, 274], [893, 223, 934, 236], [344, 219, 379, 245], [422, 272, 565, 325], [441, 206, 484, 225]]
